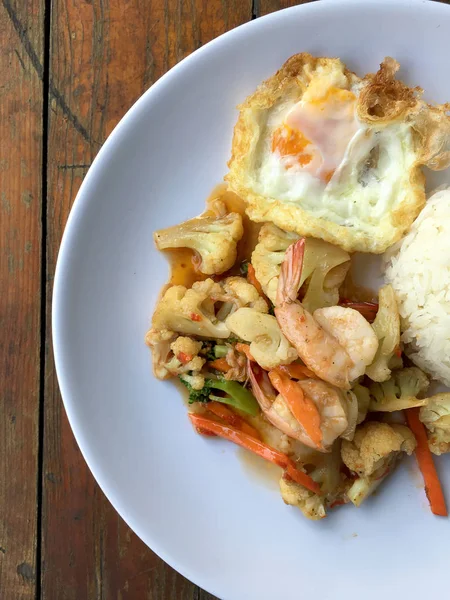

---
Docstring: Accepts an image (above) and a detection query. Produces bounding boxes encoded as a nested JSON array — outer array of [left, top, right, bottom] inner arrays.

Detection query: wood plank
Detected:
[[0, 0, 44, 598], [258, 0, 314, 16], [42, 1, 250, 599]]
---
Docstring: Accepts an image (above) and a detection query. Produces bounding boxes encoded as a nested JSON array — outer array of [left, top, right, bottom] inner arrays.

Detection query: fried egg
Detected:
[[226, 54, 450, 253]]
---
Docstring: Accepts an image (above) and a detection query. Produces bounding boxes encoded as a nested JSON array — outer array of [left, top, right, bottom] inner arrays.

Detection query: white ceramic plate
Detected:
[[53, 1, 450, 598]]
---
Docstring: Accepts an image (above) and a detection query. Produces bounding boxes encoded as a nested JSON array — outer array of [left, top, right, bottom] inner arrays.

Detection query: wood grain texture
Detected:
[[258, 0, 314, 15], [0, 0, 43, 598], [43, 1, 250, 599]]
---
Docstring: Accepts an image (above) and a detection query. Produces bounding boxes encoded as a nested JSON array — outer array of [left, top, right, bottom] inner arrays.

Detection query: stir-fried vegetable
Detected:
[[179, 376, 212, 403], [405, 408, 447, 517], [366, 284, 400, 383], [368, 367, 429, 412], [419, 393, 450, 455], [212, 344, 228, 358], [226, 308, 297, 370], [246, 263, 268, 302], [208, 358, 231, 372], [206, 402, 261, 440], [208, 379, 259, 416], [149, 204, 450, 522], [351, 383, 370, 424], [239, 260, 249, 276], [154, 212, 244, 275], [180, 375, 259, 416], [189, 413, 321, 494], [279, 476, 326, 520], [235, 342, 255, 361], [341, 421, 416, 507], [347, 475, 388, 507]]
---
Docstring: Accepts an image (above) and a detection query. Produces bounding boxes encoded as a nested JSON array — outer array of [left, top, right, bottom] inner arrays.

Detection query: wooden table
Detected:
[[1, 1, 309, 598], [2, 0, 450, 598]]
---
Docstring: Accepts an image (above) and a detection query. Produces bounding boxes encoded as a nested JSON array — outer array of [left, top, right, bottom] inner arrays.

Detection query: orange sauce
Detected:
[[162, 183, 261, 286], [236, 448, 282, 490], [340, 272, 377, 303], [165, 247, 208, 288]]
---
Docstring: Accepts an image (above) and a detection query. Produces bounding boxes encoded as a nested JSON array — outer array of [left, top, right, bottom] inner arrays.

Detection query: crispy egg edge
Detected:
[[226, 53, 450, 254]]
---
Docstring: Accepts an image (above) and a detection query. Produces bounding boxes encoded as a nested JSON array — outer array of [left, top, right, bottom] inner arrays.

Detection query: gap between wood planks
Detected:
[[36, 1, 51, 598]]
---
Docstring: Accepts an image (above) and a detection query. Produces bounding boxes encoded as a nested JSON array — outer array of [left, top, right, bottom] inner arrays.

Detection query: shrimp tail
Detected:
[[248, 360, 276, 412], [276, 238, 305, 306]]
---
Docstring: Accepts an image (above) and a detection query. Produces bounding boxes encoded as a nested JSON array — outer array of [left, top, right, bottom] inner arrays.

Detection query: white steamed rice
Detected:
[[385, 188, 450, 386]]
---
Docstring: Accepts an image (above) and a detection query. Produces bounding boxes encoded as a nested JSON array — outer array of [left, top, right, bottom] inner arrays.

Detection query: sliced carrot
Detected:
[[275, 363, 317, 380], [195, 427, 217, 437], [235, 342, 255, 362], [208, 358, 231, 373], [190, 413, 287, 465], [339, 301, 378, 323], [189, 413, 321, 495], [284, 463, 322, 493], [206, 401, 261, 440], [247, 264, 269, 303], [406, 408, 447, 517], [269, 370, 322, 447], [178, 352, 193, 364]]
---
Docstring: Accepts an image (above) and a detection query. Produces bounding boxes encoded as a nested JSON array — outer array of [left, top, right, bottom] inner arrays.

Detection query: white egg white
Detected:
[[253, 94, 417, 238]]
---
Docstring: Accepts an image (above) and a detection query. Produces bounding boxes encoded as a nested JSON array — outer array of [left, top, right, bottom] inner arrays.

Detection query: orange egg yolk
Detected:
[[272, 86, 358, 182], [271, 125, 313, 167]]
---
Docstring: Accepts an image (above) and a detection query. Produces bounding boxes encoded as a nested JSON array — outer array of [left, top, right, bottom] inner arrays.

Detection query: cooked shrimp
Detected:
[[268, 370, 322, 447], [248, 361, 350, 451], [314, 306, 378, 380], [249, 361, 316, 447], [275, 239, 354, 389], [297, 379, 353, 449]]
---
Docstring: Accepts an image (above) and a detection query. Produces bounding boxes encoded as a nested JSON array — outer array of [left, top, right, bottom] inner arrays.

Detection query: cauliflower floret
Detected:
[[222, 277, 268, 313], [192, 278, 225, 301], [170, 336, 202, 358], [145, 328, 177, 379], [151, 276, 270, 342], [369, 367, 429, 412], [154, 212, 244, 275], [420, 393, 450, 455], [366, 285, 400, 383], [178, 372, 205, 391], [165, 336, 205, 375], [251, 223, 350, 311], [152, 280, 231, 339], [342, 421, 416, 477], [146, 331, 206, 381], [226, 307, 297, 369], [164, 354, 205, 375], [279, 476, 326, 520], [251, 224, 298, 303], [202, 276, 268, 320], [279, 442, 352, 520], [341, 421, 416, 506]]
